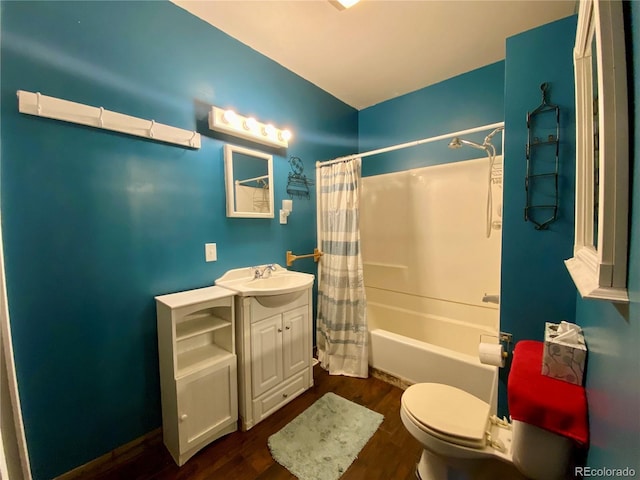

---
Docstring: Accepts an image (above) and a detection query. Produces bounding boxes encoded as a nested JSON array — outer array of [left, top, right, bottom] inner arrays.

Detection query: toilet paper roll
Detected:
[[479, 342, 505, 367]]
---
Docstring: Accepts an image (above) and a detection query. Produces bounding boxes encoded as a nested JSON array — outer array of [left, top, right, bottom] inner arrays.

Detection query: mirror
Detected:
[[565, 0, 629, 302], [224, 144, 274, 218]]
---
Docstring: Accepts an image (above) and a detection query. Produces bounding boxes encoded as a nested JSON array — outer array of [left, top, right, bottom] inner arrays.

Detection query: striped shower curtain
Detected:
[[316, 158, 368, 378]]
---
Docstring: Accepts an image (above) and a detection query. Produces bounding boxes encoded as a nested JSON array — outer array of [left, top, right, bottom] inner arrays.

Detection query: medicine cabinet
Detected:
[[565, 0, 629, 302], [224, 144, 274, 218]]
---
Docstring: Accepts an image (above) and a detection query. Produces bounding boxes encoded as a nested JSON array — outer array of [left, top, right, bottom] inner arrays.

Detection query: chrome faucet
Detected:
[[253, 264, 276, 279]]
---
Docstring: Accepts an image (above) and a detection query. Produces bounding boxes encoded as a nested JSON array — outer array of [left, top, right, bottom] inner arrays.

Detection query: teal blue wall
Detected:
[[500, 16, 578, 415], [576, 1, 640, 474], [0, 1, 356, 478], [359, 61, 505, 177]]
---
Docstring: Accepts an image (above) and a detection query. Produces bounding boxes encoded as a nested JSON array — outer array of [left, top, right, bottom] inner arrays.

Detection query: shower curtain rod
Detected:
[[316, 121, 505, 167]]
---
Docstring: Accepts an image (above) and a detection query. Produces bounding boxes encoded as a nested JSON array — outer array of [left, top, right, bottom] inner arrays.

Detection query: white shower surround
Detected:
[[360, 157, 502, 404]]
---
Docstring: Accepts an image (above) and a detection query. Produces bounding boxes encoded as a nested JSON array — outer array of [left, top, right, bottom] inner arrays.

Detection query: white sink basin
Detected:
[[215, 265, 314, 298]]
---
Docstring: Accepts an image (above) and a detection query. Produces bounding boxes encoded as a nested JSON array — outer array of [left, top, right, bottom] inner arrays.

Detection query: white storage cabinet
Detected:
[[235, 287, 313, 430], [155, 286, 238, 466]]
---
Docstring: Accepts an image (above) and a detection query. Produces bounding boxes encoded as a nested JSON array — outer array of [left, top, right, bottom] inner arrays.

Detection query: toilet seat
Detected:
[[401, 383, 491, 449]]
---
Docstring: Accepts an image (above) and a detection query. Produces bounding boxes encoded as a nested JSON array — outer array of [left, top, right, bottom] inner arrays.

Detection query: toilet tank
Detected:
[[508, 341, 588, 480], [511, 420, 573, 480]]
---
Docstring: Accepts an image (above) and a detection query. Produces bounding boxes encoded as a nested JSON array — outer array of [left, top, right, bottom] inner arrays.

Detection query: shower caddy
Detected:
[[524, 83, 560, 230]]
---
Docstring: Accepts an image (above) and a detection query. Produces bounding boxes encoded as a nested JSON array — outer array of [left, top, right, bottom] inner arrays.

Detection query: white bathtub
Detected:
[[367, 295, 498, 413]]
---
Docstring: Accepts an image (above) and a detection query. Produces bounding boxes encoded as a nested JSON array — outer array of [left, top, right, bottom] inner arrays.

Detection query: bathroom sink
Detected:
[[215, 265, 314, 299], [243, 273, 309, 291]]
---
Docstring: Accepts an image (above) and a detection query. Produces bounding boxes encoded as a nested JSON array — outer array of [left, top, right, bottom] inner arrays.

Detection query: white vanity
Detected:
[[216, 265, 315, 430]]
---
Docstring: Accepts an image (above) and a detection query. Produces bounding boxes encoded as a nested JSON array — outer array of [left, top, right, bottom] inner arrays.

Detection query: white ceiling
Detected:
[[173, 0, 576, 110]]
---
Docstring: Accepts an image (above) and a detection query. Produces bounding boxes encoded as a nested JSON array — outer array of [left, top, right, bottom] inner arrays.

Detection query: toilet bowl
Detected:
[[400, 341, 587, 480]]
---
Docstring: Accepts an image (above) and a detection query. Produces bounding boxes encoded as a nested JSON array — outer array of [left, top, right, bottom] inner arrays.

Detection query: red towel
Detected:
[[508, 340, 588, 445]]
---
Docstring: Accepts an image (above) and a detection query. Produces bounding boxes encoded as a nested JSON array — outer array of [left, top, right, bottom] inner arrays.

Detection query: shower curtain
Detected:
[[316, 158, 368, 378]]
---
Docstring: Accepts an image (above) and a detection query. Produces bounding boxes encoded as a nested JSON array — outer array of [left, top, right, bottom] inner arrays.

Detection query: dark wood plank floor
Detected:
[[78, 365, 422, 480]]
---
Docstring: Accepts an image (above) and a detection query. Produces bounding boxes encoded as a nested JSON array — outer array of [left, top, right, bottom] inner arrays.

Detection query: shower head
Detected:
[[448, 127, 504, 152], [448, 137, 486, 151], [448, 137, 463, 149]]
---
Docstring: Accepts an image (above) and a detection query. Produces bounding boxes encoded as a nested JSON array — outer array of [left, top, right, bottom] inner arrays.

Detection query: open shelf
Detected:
[[177, 344, 235, 378], [176, 315, 230, 342]]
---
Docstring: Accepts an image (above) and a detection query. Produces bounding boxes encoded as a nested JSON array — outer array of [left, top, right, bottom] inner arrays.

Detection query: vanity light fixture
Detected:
[[209, 106, 292, 148]]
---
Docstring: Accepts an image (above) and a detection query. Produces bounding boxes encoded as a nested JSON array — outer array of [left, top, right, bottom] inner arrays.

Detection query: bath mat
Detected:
[[268, 392, 384, 480]]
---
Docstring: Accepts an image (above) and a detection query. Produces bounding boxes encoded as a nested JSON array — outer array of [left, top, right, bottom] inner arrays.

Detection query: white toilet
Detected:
[[400, 341, 587, 480]]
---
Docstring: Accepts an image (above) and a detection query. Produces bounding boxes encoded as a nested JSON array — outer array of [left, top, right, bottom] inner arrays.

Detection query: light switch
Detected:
[[205, 243, 217, 262]]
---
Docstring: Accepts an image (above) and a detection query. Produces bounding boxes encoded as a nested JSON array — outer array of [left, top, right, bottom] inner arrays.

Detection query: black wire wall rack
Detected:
[[524, 83, 560, 230], [286, 156, 314, 199]]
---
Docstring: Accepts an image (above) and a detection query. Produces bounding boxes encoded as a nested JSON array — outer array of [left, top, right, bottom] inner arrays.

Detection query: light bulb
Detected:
[[243, 117, 257, 131], [222, 109, 236, 124], [280, 129, 292, 142], [263, 124, 276, 137]]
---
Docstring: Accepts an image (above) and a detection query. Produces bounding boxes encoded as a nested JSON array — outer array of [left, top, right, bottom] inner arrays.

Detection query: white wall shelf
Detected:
[[17, 90, 201, 149]]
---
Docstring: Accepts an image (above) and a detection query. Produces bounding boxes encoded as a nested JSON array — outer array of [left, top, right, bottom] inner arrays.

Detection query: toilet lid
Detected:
[[402, 383, 490, 443]]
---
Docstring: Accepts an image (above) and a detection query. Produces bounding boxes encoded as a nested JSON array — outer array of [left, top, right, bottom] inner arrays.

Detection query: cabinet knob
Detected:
[[180, 414, 188, 422], [282, 393, 288, 398], [285, 326, 291, 330], [278, 328, 282, 333]]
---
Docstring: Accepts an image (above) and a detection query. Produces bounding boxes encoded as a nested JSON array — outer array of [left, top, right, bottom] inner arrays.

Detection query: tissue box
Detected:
[[542, 322, 587, 386]]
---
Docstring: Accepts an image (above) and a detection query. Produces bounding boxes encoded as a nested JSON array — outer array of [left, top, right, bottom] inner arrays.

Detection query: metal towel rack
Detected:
[[286, 248, 323, 266], [524, 83, 560, 230]]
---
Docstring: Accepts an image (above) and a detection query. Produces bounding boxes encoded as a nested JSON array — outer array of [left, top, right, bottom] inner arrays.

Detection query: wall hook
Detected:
[[36, 92, 42, 114], [540, 82, 549, 105], [98, 107, 105, 127], [189, 131, 197, 147], [149, 119, 155, 138]]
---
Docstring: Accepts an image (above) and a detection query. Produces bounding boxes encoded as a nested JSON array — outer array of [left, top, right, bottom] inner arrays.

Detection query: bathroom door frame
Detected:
[[0, 213, 32, 480]]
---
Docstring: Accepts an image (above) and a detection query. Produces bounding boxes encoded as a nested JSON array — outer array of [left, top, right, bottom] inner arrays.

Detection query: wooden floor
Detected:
[[76, 365, 422, 480]]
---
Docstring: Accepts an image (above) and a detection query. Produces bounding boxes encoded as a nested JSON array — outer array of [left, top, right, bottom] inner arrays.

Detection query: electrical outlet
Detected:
[[205, 243, 217, 262]]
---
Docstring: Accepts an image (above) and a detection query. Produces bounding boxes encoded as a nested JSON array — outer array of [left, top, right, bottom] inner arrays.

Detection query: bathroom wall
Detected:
[[500, 15, 578, 415], [576, 1, 640, 474], [0, 1, 356, 478], [358, 61, 505, 177]]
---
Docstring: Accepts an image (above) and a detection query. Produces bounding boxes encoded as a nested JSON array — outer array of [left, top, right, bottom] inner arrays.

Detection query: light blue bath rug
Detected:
[[268, 392, 384, 480]]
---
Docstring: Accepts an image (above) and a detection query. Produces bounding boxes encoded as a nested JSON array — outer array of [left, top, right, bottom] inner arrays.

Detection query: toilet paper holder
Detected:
[[480, 331, 513, 359]]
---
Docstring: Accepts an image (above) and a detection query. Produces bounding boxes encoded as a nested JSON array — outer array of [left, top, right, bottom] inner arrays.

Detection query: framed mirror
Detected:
[[565, 0, 629, 302], [224, 144, 274, 218]]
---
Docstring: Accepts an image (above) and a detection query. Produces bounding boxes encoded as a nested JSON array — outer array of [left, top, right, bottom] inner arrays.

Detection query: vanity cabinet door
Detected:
[[176, 357, 238, 454], [250, 314, 284, 397], [282, 305, 309, 379]]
